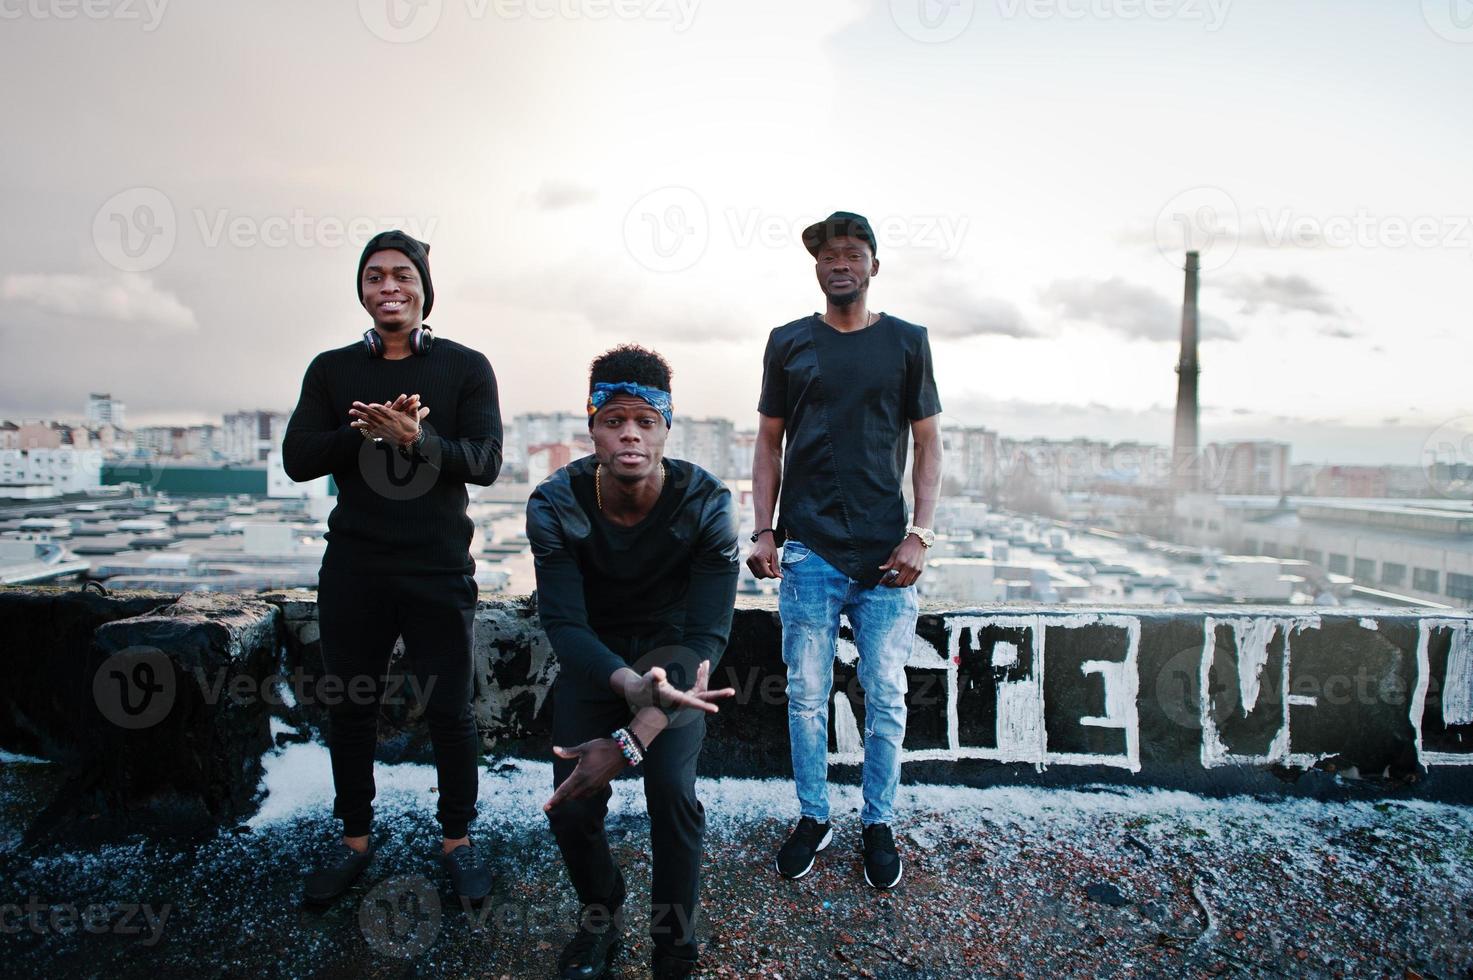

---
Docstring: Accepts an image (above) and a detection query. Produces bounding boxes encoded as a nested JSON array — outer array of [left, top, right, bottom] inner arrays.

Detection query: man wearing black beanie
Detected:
[[283, 230, 504, 905]]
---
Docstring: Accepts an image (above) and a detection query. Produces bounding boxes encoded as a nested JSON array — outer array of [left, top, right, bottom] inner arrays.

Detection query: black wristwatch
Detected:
[[750, 528, 775, 544]]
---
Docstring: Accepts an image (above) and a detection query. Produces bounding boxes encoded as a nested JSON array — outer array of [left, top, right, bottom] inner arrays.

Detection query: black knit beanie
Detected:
[[357, 230, 433, 318]]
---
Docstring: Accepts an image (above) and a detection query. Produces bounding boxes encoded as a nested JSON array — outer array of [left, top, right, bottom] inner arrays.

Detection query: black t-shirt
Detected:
[[566, 460, 688, 638], [758, 313, 942, 587]]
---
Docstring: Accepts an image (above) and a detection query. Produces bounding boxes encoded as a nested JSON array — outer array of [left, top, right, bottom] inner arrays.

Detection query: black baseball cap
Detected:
[[802, 211, 877, 257]]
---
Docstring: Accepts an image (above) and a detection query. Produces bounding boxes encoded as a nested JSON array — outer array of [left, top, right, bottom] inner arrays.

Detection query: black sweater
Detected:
[[526, 457, 739, 709], [282, 337, 502, 575]]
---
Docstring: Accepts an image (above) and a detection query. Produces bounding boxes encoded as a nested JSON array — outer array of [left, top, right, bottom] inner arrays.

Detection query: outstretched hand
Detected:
[[621, 659, 735, 715]]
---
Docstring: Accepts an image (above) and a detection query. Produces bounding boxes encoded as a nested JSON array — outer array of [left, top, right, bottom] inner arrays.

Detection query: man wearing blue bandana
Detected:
[[526, 344, 740, 980]]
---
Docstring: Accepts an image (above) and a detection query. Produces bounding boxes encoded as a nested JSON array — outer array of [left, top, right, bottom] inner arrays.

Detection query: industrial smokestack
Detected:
[[1171, 251, 1200, 494]]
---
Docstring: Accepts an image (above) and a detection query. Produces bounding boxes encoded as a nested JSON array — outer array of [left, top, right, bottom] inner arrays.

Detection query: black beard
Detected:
[[826, 288, 862, 307]]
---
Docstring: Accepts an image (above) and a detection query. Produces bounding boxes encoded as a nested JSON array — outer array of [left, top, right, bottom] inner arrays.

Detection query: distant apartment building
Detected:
[[1202, 441, 1290, 495], [135, 424, 221, 460], [5, 420, 124, 453], [266, 446, 330, 499], [727, 430, 757, 481], [527, 442, 582, 486], [1175, 494, 1473, 608], [85, 392, 126, 429], [0, 448, 104, 493], [513, 412, 593, 480], [666, 416, 733, 477], [222, 411, 289, 464], [943, 425, 998, 495], [999, 437, 1152, 493], [1310, 465, 1390, 499]]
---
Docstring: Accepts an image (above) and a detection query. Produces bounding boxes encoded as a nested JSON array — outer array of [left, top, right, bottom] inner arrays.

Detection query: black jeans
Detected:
[[546, 643, 707, 960], [316, 566, 480, 839]]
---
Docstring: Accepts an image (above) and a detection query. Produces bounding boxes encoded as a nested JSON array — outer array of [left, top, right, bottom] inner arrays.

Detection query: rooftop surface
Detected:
[[2, 743, 1470, 979]]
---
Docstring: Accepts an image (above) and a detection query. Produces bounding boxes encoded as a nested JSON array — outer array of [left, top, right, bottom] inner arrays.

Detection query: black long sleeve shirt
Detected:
[[282, 337, 502, 575], [526, 457, 739, 713]]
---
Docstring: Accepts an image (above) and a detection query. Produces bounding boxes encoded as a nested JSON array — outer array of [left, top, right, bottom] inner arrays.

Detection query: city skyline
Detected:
[[2, 2, 1469, 468]]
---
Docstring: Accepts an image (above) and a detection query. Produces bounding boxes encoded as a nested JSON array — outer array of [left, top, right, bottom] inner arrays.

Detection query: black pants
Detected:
[[547, 648, 707, 959], [316, 566, 480, 839]]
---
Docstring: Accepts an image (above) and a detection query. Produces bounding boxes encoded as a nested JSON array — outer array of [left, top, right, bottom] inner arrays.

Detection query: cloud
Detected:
[[893, 270, 1041, 339], [1213, 273, 1342, 316], [464, 263, 751, 343], [1, 273, 197, 330], [531, 180, 598, 211], [1039, 277, 1236, 342]]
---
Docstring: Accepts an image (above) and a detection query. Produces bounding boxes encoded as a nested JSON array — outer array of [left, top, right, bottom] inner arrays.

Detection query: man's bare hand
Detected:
[[746, 536, 782, 580], [619, 660, 734, 715], [542, 739, 627, 812], [349, 393, 429, 445], [878, 534, 927, 588]]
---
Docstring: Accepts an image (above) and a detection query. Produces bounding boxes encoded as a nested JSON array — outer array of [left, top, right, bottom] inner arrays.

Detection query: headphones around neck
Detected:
[[363, 325, 434, 358]]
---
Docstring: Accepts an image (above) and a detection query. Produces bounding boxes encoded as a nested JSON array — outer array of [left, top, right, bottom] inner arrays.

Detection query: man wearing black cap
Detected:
[[747, 211, 943, 891], [283, 230, 503, 904]]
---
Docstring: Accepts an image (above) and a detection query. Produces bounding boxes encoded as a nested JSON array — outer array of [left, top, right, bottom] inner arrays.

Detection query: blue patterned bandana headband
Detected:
[[586, 381, 674, 428]]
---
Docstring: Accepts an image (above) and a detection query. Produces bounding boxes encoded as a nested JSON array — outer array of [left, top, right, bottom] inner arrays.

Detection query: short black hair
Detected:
[[588, 344, 672, 393]]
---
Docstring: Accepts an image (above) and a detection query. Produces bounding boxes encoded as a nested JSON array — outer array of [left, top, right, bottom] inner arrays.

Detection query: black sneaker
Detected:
[[861, 823, 903, 890], [441, 842, 492, 903], [303, 841, 374, 905], [652, 946, 698, 979], [775, 816, 832, 880], [558, 872, 626, 980]]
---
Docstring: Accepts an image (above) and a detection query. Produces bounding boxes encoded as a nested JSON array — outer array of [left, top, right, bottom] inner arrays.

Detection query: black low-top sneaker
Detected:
[[303, 841, 374, 905], [558, 872, 626, 980], [441, 842, 492, 903], [775, 816, 833, 880], [861, 823, 903, 889], [652, 946, 698, 979]]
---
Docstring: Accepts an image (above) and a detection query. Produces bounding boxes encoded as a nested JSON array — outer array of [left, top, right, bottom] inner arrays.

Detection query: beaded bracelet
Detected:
[[611, 728, 643, 767]]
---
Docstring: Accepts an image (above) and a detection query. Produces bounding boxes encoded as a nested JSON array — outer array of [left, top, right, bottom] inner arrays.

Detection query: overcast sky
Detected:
[[2, 0, 1470, 465]]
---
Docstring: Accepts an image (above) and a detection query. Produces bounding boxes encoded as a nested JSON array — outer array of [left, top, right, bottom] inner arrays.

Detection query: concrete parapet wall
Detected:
[[1, 587, 1469, 837]]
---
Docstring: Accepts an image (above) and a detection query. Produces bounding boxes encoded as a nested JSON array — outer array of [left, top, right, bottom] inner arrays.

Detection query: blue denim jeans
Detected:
[[779, 539, 918, 827]]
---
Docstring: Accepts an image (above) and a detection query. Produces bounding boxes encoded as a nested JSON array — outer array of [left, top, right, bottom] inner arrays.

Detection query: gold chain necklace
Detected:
[[596, 460, 664, 512]]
